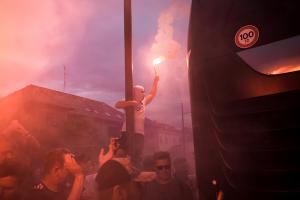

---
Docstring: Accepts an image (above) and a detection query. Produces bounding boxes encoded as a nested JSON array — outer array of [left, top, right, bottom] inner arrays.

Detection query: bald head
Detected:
[[133, 85, 145, 102]]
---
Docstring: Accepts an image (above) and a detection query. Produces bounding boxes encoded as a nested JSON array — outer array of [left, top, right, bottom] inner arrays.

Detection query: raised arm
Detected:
[[64, 154, 85, 200], [145, 75, 159, 105], [98, 138, 119, 167]]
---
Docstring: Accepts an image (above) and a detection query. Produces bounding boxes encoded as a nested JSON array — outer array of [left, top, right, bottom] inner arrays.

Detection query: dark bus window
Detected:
[[237, 35, 300, 75]]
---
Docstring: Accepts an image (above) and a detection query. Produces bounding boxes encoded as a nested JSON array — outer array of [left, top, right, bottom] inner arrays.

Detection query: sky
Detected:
[[0, 0, 192, 128]]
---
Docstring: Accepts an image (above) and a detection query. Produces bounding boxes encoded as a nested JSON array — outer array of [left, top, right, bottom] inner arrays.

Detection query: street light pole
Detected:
[[124, 0, 135, 153]]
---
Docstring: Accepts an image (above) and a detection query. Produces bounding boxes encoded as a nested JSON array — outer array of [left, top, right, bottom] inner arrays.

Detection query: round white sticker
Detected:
[[235, 25, 259, 49]]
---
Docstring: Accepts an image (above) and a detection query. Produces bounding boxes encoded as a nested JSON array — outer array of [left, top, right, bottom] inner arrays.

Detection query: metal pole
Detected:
[[124, 0, 135, 153]]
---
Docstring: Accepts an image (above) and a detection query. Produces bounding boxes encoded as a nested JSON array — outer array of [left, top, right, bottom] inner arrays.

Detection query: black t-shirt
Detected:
[[24, 182, 68, 200], [143, 179, 193, 200]]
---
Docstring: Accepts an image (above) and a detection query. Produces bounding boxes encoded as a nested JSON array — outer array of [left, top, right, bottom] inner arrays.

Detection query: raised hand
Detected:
[[109, 137, 120, 152], [64, 154, 83, 176], [98, 138, 119, 167]]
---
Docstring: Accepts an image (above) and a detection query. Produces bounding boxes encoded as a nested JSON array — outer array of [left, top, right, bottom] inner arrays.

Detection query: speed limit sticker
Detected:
[[235, 25, 259, 48]]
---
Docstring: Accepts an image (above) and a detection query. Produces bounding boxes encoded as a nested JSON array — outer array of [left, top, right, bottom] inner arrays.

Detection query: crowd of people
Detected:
[[0, 120, 197, 200]]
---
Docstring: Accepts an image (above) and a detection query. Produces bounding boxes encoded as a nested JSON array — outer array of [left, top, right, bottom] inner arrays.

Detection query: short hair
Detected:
[[96, 160, 131, 191], [96, 160, 131, 200], [153, 151, 171, 162], [43, 148, 71, 175]]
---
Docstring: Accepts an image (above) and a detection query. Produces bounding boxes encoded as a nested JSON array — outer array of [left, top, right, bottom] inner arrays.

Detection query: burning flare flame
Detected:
[[152, 56, 165, 66]]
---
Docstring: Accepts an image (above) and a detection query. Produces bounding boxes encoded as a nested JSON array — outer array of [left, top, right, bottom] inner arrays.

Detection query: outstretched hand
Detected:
[[98, 138, 119, 167]]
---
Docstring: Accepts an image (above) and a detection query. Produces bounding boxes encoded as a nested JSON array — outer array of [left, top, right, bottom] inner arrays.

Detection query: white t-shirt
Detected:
[[122, 98, 146, 135]]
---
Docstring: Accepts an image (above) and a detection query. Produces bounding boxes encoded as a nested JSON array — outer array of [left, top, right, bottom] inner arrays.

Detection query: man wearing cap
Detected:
[[96, 159, 141, 200], [115, 74, 159, 168]]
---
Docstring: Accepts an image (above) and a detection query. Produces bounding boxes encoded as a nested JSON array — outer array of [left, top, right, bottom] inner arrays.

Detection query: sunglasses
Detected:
[[156, 165, 171, 170]]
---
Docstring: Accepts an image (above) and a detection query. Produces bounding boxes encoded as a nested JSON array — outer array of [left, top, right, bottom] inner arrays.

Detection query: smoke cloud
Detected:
[[150, 0, 190, 60], [0, 0, 192, 128], [0, 0, 97, 96], [140, 0, 191, 127]]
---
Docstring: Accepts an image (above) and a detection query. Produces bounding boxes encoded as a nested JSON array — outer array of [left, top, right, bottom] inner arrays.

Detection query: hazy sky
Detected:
[[0, 0, 192, 127]]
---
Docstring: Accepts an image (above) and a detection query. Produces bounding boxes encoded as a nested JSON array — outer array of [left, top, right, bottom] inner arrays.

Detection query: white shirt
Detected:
[[122, 98, 146, 135]]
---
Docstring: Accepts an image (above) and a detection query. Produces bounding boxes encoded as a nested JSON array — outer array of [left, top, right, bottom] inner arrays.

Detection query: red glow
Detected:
[[270, 65, 300, 75]]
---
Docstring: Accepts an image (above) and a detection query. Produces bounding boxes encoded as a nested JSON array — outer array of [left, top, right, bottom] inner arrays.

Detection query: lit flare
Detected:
[[152, 56, 165, 66]]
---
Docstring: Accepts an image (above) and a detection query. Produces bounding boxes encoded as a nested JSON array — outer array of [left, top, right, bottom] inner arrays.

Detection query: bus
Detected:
[[188, 0, 300, 199]]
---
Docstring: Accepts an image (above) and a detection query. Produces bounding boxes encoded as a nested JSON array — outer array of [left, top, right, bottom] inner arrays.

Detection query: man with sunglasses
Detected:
[[143, 151, 193, 200]]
